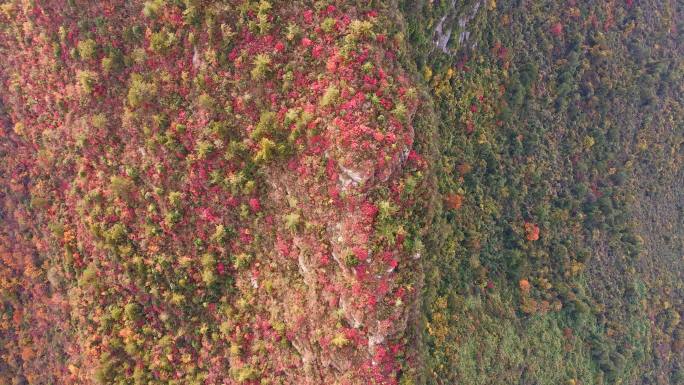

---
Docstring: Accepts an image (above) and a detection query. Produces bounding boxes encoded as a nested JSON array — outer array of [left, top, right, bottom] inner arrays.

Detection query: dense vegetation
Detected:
[[401, 0, 683, 384], [1, 1, 429, 384], [0, 1, 682, 385]]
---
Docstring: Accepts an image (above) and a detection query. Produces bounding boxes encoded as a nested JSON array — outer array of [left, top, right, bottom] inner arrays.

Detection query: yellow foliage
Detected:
[[331, 333, 350, 348]]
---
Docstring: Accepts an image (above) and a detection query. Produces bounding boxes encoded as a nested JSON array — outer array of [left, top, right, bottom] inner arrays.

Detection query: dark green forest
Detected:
[[401, 0, 683, 384]]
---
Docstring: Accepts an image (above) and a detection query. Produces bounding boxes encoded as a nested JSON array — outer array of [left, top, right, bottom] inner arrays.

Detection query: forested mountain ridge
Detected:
[[401, 0, 683, 383], [1, 1, 682, 385]]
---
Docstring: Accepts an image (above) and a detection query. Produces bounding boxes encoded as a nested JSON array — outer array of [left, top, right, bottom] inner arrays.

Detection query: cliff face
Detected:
[[0, 1, 428, 384]]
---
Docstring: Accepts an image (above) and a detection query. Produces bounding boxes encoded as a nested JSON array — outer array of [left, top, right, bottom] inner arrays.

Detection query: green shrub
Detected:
[[77, 38, 97, 60], [321, 17, 336, 33], [253, 137, 278, 163], [76, 70, 98, 93], [392, 102, 408, 121], [195, 140, 214, 159], [233, 366, 258, 383], [124, 302, 142, 321], [104, 223, 127, 245], [79, 263, 97, 286], [320, 85, 340, 108], [283, 212, 301, 231], [331, 333, 350, 347], [251, 53, 271, 80], [133, 366, 149, 385], [211, 224, 228, 244], [285, 22, 300, 41], [150, 29, 176, 54], [94, 353, 117, 384], [202, 268, 216, 286], [233, 253, 253, 270], [164, 210, 181, 227], [251, 111, 277, 140], [344, 252, 359, 268], [344, 19, 374, 47], [198, 93, 216, 110], [168, 191, 182, 207], [127, 74, 157, 108], [110, 175, 134, 200], [142, 0, 165, 18]]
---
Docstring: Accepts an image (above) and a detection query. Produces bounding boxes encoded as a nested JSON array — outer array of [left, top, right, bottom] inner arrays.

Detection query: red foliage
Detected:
[[303, 9, 314, 23], [249, 198, 261, 212], [524, 222, 541, 241], [0, 1, 424, 383], [466, 120, 475, 134], [550, 22, 563, 37], [353, 247, 369, 262]]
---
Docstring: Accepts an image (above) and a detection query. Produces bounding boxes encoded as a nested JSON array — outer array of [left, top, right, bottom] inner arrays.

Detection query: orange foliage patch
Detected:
[[444, 193, 464, 210], [118, 327, 133, 339], [21, 346, 35, 362], [519, 279, 531, 293]]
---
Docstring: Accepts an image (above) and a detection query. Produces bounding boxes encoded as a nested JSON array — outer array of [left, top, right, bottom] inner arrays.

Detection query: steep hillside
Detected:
[[0, 1, 682, 385], [401, 0, 683, 384], [0, 1, 430, 384]]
